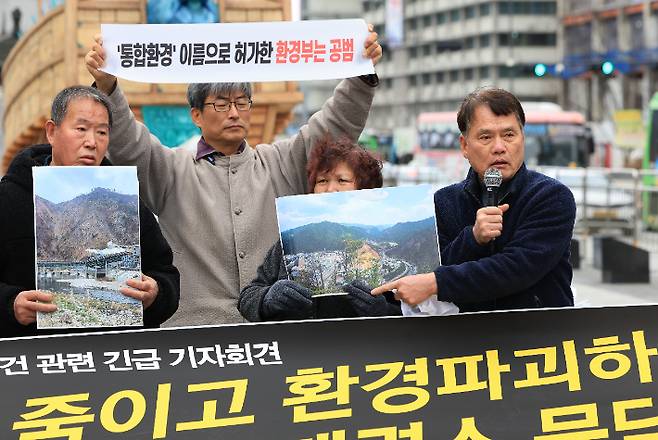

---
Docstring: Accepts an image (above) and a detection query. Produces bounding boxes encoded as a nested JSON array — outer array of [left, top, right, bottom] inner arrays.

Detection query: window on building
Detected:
[[499, 1, 557, 15], [601, 18, 618, 51], [464, 68, 474, 80], [423, 15, 432, 27], [479, 66, 490, 79], [498, 65, 513, 78], [628, 13, 645, 49], [409, 75, 417, 87], [436, 39, 462, 52], [498, 33, 556, 46], [517, 64, 537, 77], [465, 6, 475, 19], [450, 9, 460, 22], [531, 1, 557, 14], [525, 33, 556, 46], [382, 48, 393, 63], [410, 47, 418, 58], [479, 34, 490, 48], [436, 12, 446, 25], [464, 36, 475, 49], [422, 73, 432, 85], [423, 44, 431, 56], [449, 70, 460, 81], [564, 23, 592, 55], [498, 64, 536, 78], [479, 3, 491, 16], [407, 17, 418, 30], [364, 1, 383, 13], [435, 71, 445, 83]]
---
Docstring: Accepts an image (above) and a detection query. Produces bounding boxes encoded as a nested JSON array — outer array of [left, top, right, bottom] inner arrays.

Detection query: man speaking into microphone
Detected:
[[373, 87, 576, 312]]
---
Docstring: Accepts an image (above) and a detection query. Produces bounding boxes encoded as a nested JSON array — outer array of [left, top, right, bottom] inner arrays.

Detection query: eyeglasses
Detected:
[[203, 98, 253, 112]]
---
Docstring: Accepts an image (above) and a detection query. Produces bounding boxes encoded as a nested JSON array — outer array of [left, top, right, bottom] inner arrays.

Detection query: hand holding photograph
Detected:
[[276, 184, 441, 296], [33, 166, 143, 329]]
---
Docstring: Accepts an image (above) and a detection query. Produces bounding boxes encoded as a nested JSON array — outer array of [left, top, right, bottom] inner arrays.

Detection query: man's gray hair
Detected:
[[187, 82, 253, 110], [51, 85, 113, 128]]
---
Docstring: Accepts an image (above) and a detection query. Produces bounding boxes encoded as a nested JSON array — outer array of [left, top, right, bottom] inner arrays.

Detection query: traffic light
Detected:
[[533, 63, 548, 77], [601, 60, 615, 75]]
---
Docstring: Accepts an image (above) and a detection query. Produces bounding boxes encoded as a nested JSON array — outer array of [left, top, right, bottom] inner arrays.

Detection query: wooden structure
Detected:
[[1, 0, 303, 173]]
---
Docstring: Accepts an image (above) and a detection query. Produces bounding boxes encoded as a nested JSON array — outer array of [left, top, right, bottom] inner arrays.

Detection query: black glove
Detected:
[[261, 280, 313, 320], [342, 280, 401, 317]]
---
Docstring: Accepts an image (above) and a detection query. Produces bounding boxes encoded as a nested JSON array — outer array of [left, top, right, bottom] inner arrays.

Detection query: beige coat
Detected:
[[106, 77, 376, 326]]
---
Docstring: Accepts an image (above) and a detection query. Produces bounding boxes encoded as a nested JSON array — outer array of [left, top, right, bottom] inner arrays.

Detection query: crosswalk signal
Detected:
[[601, 61, 615, 75], [533, 63, 547, 77]]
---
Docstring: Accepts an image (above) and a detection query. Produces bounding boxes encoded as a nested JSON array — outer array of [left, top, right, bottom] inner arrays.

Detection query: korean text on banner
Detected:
[[100, 19, 375, 84]]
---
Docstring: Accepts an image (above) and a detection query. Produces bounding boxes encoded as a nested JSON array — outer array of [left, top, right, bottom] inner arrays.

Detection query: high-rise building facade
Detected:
[[363, 0, 560, 134], [559, 1, 658, 123]]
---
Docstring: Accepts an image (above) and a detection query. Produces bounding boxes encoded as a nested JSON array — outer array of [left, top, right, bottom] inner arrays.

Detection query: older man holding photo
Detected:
[[0, 86, 180, 338]]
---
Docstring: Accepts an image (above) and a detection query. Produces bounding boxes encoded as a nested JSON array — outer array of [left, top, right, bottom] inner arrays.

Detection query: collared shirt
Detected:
[[195, 137, 246, 164]]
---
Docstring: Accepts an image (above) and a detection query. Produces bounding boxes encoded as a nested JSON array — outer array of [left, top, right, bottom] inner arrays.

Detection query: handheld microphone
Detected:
[[483, 167, 503, 206], [483, 167, 503, 254]]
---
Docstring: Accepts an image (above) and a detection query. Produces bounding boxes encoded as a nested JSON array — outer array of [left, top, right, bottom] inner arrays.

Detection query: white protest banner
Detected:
[[101, 19, 375, 83]]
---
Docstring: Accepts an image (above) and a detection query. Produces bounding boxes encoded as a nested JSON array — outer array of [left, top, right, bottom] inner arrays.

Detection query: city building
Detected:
[[363, 0, 560, 136], [559, 1, 658, 124]]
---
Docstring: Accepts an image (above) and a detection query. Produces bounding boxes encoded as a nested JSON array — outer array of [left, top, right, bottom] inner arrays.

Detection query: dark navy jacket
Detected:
[[433, 164, 576, 312]]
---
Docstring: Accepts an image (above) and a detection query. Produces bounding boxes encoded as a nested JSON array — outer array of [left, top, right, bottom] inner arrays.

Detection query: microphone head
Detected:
[[483, 167, 503, 189]]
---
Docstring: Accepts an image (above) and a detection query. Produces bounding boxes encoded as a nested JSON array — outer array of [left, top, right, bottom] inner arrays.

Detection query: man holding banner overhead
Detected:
[[373, 87, 576, 313], [85, 21, 382, 326]]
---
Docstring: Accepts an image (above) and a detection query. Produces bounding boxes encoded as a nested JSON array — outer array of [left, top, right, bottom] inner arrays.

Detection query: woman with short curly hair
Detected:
[[238, 136, 400, 322], [306, 136, 383, 193]]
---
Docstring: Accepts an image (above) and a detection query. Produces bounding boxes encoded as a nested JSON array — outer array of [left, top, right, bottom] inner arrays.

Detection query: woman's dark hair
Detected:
[[307, 136, 383, 191]]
